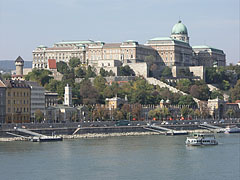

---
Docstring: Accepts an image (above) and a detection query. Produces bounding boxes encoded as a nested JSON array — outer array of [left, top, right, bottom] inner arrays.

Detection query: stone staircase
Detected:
[[207, 84, 229, 101], [146, 77, 201, 104]]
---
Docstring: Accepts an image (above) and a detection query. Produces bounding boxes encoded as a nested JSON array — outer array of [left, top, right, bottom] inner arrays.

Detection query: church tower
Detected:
[[171, 20, 189, 43], [64, 84, 72, 106]]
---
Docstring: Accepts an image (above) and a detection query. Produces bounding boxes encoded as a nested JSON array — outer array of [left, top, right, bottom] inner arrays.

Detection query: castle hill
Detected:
[[0, 20, 239, 141], [0, 0, 240, 179]]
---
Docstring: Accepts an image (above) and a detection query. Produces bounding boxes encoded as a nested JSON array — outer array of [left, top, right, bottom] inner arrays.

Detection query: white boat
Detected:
[[185, 133, 218, 146], [224, 125, 240, 133], [31, 136, 63, 142]]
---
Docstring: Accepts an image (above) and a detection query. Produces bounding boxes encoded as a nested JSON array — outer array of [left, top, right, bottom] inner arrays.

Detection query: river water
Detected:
[[0, 134, 239, 180]]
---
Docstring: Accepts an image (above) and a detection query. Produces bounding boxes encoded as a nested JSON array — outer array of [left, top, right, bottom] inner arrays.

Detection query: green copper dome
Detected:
[[171, 20, 188, 35]]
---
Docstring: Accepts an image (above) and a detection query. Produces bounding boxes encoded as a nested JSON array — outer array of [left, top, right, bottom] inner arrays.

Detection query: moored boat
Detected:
[[185, 133, 218, 146], [224, 125, 240, 133], [31, 136, 63, 142]]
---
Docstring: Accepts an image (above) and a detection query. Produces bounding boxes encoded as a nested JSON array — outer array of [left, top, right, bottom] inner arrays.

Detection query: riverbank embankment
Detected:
[[0, 122, 227, 141]]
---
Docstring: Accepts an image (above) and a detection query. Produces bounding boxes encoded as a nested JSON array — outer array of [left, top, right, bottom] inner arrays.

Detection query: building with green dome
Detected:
[[171, 20, 189, 43], [146, 20, 226, 67], [32, 20, 226, 79]]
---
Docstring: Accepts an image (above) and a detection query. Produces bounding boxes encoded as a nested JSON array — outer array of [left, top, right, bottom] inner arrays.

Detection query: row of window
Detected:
[[8, 116, 28, 121], [8, 92, 29, 97], [8, 99, 29, 105], [8, 107, 29, 113]]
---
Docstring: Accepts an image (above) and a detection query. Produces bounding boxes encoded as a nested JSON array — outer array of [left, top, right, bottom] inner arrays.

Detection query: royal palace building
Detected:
[[32, 21, 226, 70]]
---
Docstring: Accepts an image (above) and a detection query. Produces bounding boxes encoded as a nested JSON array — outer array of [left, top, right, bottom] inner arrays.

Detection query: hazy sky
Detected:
[[0, 0, 239, 64]]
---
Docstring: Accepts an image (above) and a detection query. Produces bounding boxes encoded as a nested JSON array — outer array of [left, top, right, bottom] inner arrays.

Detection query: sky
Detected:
[[0, 0, 239, 64]]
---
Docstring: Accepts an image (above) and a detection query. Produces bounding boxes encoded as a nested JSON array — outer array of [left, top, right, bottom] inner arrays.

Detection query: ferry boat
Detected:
[[185, 133, 218, 146], [224, 125, 240, 133], [31, 136, 63, 142]]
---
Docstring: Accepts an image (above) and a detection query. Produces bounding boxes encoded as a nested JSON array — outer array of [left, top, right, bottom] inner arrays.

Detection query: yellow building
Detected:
[[4, 80, 31, 123]]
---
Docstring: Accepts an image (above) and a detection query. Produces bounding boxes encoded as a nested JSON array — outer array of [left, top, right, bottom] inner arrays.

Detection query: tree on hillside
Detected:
[[99, 68, 115, 77], [119, 65, 135, 76], [190, 84, 210, 101], [178, 95, 196, 107], [93, 76, 107, 94], [75, 67, 86, 78], [130, 78, 155, 104], [57, 61, 70, 74], [80, 79, 99, 105], [210, 90, 224, 100], [86, 65, 96, 78], [25, 69, 53, 86], [230, 80, 240, 102], [69, 58, 81, 69], [161, 67, 172, 77], [176, 79, 192, 93]]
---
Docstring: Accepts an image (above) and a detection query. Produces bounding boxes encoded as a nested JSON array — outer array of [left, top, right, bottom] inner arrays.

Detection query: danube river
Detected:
[[0, 134, 239, 180]]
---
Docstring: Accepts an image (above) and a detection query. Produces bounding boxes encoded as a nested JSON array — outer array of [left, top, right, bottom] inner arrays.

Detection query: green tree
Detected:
[[119, 65, 135, 76], [221, 80, 230, 91], [230, 80, 240, 102], [69, 58, 81, 69], [75, 67, 86, 78], [130, 78, 155, 104], [35, 109, 44, 123], [148, 108, 162, 120], [80, 79, 99, 105], [178, 95, 196, 107], [189, 84, 210, 101], [62, 69, 75, 86], [210, 90, 224, 100], [25, 69, 53, 86], [161, 67, 172, 77], [113, 110, 124, 120], [226, 109, 236, 118], [1, 73, 11, 80], [194, 109, 201, 119], [180, 106, 190, 118], [56, 61, 70, 74], [93, 76, 107, 94], [176, 79, 192, 93], [86, 65, 96, 78]]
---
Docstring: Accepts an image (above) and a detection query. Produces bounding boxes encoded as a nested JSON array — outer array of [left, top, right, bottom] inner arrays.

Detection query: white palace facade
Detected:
[[32, 21, 226, 70]]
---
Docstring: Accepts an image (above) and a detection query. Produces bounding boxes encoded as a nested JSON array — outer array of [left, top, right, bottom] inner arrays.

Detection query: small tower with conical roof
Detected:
[[15, 56, 24, 76], [171, 20, 189, 43], [64, 84, 72, 106]]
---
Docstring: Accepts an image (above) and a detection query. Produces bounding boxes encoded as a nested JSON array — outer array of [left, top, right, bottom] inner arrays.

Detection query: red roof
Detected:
[[48, 59, 57, 69], [0, 80, 6, 87]]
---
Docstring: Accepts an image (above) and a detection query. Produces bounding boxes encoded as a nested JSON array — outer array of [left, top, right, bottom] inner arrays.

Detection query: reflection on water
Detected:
[[0, 134, 239, 180]]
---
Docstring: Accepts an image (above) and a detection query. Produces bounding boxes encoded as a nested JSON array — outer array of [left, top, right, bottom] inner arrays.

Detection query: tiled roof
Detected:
[[47, 47, 74, 50], [55, 40, 94, 45], [0, 80, 6, 87], [4, 80, 30, 88], [48, 59, 57, 69], [103, 43, 121, 48]]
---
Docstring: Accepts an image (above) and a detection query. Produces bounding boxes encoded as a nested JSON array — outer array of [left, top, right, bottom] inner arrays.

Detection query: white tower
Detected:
[[15, 56, 24, 76], [64, 84, 72, 106]]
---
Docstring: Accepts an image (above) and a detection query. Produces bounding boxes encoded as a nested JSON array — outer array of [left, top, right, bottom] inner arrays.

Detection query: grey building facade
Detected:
[[26, 81, 45, 120]]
